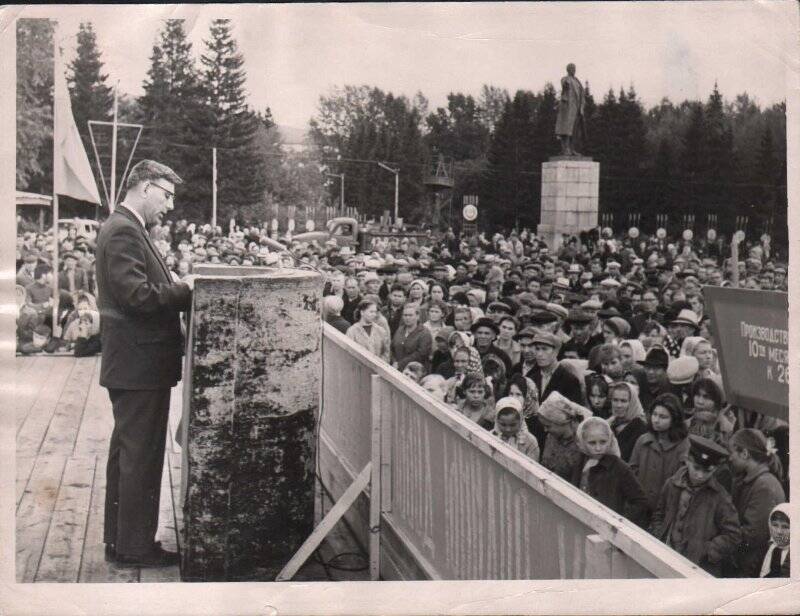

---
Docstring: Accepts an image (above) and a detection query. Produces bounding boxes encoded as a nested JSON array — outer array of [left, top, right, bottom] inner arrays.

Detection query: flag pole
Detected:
[[51, 27, 61, 338], [110, 80, 119, 209]]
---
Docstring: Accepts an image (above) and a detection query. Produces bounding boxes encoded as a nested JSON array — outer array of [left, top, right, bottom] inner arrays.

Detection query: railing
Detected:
[[318, 324, 710, 580]]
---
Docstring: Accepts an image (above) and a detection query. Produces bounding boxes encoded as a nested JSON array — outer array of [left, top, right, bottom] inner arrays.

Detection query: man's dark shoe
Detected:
[[105, 543, 117, 562], [106, 541, 162, 563], [115, 543, 177, 568]]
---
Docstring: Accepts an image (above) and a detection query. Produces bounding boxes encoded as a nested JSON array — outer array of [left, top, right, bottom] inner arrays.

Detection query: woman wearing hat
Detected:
[[728, 428, 786, 577]]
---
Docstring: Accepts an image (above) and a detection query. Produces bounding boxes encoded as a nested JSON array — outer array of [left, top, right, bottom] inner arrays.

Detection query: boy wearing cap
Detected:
[[650, 435, 742, 576]]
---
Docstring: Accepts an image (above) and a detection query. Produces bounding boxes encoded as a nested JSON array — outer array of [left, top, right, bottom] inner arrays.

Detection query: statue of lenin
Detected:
[[555, 63, 585, 156]]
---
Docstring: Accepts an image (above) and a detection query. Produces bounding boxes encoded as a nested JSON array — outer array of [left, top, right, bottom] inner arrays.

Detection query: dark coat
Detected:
[[325, 314, 352, 335], [610, 416, 648, 463], [520, 362, 584, 406], [731, 467, 786, 577], [341, 293, 362, 324], [757, 545, 790, 578], [650, 467, 742, 576], [391, 324, 433, 371], [629, 432, 690, 512], [96, 206, 191, 390], [570, 454, 649, 527]]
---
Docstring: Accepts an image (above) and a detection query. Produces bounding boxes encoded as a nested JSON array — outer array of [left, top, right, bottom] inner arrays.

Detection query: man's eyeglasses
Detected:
[[149, 182, 174, 200]]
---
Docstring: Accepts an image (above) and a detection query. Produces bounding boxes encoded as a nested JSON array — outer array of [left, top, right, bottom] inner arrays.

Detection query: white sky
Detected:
[[17, 2, 799, 130]]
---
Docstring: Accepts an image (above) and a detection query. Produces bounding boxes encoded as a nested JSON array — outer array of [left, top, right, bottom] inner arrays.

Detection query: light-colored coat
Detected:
[[346, 321, 390, 363]]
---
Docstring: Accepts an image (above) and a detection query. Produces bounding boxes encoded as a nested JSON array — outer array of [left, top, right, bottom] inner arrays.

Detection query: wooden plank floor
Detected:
[[14, 355, 366, 583]]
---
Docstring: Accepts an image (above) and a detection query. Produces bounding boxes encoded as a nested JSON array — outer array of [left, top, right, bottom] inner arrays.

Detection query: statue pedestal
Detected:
[[537, 157, 599, 250], [180, 265, 323, 581]]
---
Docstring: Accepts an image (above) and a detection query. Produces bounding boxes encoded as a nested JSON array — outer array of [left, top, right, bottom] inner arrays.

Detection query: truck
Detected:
[[288, 217, 433, 253]]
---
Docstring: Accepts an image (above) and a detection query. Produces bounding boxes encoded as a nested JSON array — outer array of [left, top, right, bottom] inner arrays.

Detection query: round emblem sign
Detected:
[[707, 228, 717, 241], [682, 229, 694, 241], [656, 227, 667, 239], [734, 230, 746, 244], [463, 204, 478, 221]]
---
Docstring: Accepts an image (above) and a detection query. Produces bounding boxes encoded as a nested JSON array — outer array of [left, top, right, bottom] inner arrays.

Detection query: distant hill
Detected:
[[277, 125, 308, 145]]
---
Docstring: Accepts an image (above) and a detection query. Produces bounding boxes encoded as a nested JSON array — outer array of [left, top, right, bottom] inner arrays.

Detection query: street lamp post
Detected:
[[325, 173, 345, 213], [377, 162, 400, 224]]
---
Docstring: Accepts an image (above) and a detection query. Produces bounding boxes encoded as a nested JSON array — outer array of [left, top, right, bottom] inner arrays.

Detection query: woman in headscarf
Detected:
[[505, 373, 544, 448], [607, 381, 648, 463], [538, 391, 592, 481], [757, 503, 791, 578], [491, 396, 540, 462], [571, 416, 649, 527]]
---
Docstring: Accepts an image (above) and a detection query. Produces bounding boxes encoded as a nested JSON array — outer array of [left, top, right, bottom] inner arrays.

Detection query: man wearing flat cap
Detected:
[[512, 328, 583, 406], [561, 309, 603, 359]]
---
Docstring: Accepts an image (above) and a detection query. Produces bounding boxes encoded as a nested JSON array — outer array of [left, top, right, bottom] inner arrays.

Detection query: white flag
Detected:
[[53, 47, 101, 205]]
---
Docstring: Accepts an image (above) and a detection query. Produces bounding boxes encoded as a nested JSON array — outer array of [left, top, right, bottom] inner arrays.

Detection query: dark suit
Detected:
[[526, 363, 585, 406], [96, 205, 191, 556]]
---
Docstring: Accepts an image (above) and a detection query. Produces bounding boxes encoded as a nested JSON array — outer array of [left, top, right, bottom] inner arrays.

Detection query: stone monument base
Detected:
[[537, 157, 599, 250]]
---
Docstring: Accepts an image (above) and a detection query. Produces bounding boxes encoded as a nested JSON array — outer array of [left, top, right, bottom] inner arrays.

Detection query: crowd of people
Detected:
[[15, 214, 790, 577]]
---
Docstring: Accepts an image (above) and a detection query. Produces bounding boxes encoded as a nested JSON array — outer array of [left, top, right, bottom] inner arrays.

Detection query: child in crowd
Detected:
[[597, 344, 626, 382], [419, 374, 447, 402], [491, 397, 540, 462], [444, 346, 472, 404], [650, 434, 742, 576], [686, 377, 734, 445], [505, 373, 544, 448], [607, 381, 648, 463], [758, 503, 791, 578], [571, 417, 648, 527], [585, 373, 611, 420], [728, 428, 787, 577], [628, 393, 690, 513], [402, 361, 425, 383], [454, 373, 495, 430]]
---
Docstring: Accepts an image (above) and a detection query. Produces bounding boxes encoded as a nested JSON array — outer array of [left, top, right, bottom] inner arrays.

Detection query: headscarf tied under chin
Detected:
[[620, 339, 646, 363], [575, 416, 622, 459], [609, 381, 645, 426], [538, 391, 593, 426]]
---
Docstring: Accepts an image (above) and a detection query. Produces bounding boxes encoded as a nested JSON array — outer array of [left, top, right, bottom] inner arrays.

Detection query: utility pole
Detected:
[[377, 162, 400, 223], [325, 173, 345, 212], [110, 81, 119, 211]]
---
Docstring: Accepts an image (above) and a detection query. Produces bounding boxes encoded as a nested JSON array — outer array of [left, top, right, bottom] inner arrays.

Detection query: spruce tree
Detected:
[[138, 19, 204, 220], [198, 19, 267, 222], [16, 18, 55, 193]]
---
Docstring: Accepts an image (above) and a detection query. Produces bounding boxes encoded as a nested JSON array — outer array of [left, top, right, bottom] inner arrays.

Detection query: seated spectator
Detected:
[[492, 396, 540, 462], [571, 416, 648, 527]]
